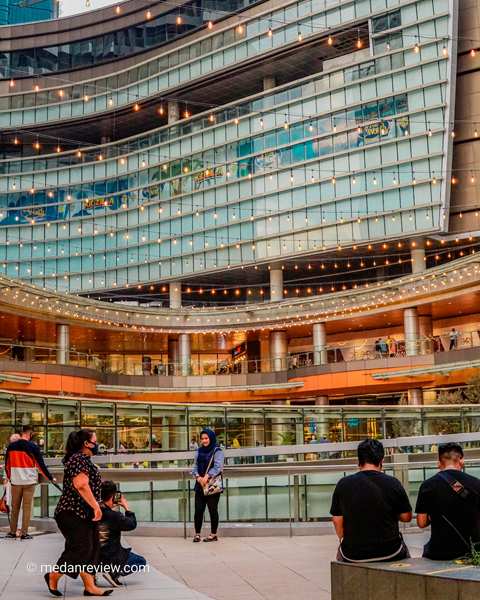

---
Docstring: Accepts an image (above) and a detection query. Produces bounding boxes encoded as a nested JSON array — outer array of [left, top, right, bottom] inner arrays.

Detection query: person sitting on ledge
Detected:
[[416, 442, 480, 560], [330, 438, 412, 562]]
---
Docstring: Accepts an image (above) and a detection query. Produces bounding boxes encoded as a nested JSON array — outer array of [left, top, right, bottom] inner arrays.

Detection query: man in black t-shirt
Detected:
[[416, 442, 480, 560], [330, 438, 412, 562]]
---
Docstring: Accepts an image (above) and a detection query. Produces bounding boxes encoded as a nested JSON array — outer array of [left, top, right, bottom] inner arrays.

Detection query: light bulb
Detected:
[[357, 37, 362, 49], [109, 98, 114, 106], [84, 94, 89, 102], [146, 10, 152, 19], [309, 123, 313, 132], [298, 31, 302, 42], [238, 24, 243, 33], [475, 129, 478, 138], [386, 40, 391, 51], [134, 103, 140, 111], [471, 48, 476, 58], [115, 5, 120, 13], [268, 26, 273, 37], [176, 16, 182, 24], [373, 177, 377, 185], [332, 176, 336, 184], [208, 21, 213, 29], [9, 78, 14, 87], [234, 117, 239, 125], [34, 84, 40, 92], [259, 117, 264, 128], [333, 123, 337, 133], [77, 150, 82, 157], [414, 41, 419, 53], [328, 34, 333, 45], [442, 45, 447, 55], [209, 113, 214, 122], [14, 137, 18, 145]]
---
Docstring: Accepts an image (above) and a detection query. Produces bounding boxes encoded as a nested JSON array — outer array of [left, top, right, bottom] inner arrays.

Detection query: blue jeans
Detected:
[[120, 551, 147, 576]]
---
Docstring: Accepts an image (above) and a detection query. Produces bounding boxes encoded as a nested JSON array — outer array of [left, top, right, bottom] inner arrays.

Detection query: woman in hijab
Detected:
[[191, 429, 225, 542]]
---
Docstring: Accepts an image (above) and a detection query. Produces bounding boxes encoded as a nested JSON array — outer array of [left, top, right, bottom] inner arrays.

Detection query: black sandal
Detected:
[[203, 535, 218, 542], [193, 534, 201, 543]]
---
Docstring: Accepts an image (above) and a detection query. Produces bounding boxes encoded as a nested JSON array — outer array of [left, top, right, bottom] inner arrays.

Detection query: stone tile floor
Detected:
[[0, 531, 429, 600]]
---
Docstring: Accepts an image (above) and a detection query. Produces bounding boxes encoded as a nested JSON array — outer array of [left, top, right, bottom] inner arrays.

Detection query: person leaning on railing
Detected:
[[191, 429, 224, 543]]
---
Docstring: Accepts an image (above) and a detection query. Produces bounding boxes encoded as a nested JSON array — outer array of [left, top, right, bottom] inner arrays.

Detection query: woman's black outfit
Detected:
[[54, 452, 102, 579], [192, 429, 224, 536]]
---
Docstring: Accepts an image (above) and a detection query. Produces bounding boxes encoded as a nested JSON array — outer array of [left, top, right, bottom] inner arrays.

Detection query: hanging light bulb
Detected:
[[352, 176, 356, 185], [333, 122, 337, 133], [86, 0, 90, 7], [34, 83, 40, 92], [357, 126, 362, 134], [234, 116, 239, 125], [413, 178, 417, 185], [13, 136, 18, 145], [328, 33, 333, 45], [176, 15, 182, 24], [472, 173, 476, 183], [9, 78, 14, 87], [142, 159, 146, 167], [268, 21, 273, 37], [56, 144, 61, 153], [432, 174, 437, 184], [184, 107, 190, 118], [393, 176, 397, 185], [287, 214, 290, 222], [12, 182, 16, 190], [290, 171, 294, 182], [77, 150, 82, 158], [109, 98, 114, 106], [309, 122, 313, 132], [284, 115, 289, 129], [226, 169, 231, 178], [386, 39, 391, 51], [298, 30, 302, 42], [84, 94, 89, 102], [373, 177, 377, 185], [34, 140, 40, 150], [442, 45, 447, 56], [332, 176, 336, 184], [98, 153, 103, 161], [209, 112, 214, 122], [259, 115, 264, 128], [414, 39, 419, 53], [238, 22, 243, 34], [146, 10, 152, 19], [471, 40, 476, 57], [208, 21, 213, 29], [451, 130, 456, 138], [311, 171, 315, 183], [115, 4, 120, 13], [451, 176, 456, 184], [475, 128, 478, 138], [428, 127, 432, 137], [356, 32, 362, 49], [134, 103, 140, 111]]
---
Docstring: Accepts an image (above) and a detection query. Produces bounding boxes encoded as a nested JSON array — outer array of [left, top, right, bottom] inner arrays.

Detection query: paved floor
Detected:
[[129, 532, 429, 600], [0, 531, 429, 599]]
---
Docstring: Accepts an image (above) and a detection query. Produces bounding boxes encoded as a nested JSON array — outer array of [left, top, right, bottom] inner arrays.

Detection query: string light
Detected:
[[209, 112, 215, 122], [237, 22, 243, 34], [34, 140, 40, 150], [352, 176, 356, 185]]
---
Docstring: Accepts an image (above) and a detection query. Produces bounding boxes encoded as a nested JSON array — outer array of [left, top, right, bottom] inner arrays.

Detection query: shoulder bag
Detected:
[[438, 470, 480, 510], [0, 488, 10, 515], [203, 448, 223, 496]]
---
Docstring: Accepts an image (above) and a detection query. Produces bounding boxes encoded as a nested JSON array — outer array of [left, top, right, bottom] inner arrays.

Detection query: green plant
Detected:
[[277, 431, 294, 445], [443, 516, 480, 566]]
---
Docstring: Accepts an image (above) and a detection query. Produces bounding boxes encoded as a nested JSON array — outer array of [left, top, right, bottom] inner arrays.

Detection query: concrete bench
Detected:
[[331, 557, 480, 600]]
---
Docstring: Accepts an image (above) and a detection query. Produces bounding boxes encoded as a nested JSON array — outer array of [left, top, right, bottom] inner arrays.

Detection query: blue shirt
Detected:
[[191, 448, 224, 479]]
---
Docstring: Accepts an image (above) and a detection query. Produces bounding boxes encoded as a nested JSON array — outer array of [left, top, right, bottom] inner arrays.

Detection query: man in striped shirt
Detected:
[[4, 425, 56, 540]]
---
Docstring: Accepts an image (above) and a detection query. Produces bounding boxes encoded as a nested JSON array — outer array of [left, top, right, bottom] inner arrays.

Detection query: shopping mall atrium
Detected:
[[0, 0, 479, 426]]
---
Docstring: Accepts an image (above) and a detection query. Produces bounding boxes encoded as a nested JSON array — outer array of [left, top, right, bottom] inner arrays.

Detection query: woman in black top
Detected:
[[45, 429, 112, 597]]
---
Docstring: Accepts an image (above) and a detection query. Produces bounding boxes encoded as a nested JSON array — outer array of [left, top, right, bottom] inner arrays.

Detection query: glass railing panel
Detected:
[[266, 474, 292, 521], [226, 476, 268, 522], [305, 470, 345, 520]]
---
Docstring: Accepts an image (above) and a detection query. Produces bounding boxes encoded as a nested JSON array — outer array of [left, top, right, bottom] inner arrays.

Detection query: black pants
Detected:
[[55, 510, 99, 579], [194, 488, 220, 535]]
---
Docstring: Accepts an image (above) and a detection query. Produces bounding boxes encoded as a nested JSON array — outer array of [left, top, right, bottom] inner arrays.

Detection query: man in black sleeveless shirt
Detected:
[[416, 442, 480, 560], [330, 438, 412, 562]]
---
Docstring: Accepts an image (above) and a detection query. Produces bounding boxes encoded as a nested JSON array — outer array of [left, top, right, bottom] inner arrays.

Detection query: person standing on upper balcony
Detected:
[[449, 328, 458, 350], [191, 429, 224, 543], [416, 442, 480, 561]]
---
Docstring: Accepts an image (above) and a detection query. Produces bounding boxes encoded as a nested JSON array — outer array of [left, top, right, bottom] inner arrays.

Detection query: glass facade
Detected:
[[2, 392, 479, 459], [0, 0, 457, 296]]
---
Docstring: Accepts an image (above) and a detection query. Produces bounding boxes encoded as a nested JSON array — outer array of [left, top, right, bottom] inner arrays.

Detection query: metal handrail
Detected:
[[0, 329, 478, 376]]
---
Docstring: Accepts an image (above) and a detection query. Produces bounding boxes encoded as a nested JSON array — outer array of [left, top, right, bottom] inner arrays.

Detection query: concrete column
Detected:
[[313, 322, 327, 365], [419, 314, 433, 355], [315, 396, 329, 405], [411, 242, 426, 274], [270, 331, 288, 371], [168, 338, 179, 375], [179, 333, 191, 376], [404, 307, 419, 356], [263, 75, 277, 91], [168, 100, 180, 124], [56, 324, 69, 365], [270, 265, 283, 300], [260, 338, 270, 372], [169, 281, 181, 308], [408, 388, 424, 406]]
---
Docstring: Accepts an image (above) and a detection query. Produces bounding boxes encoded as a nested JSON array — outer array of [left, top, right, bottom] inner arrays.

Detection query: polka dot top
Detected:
[[54, 452, 102, 520]]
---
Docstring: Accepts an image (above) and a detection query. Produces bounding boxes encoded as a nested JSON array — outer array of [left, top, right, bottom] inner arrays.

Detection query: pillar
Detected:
[[313, 322, 327, 365], [408, 388, 423, 405], [168, 100, 179, 125], [169, 281, 181, 308], [419, 314, 433, 355], [168, 338, 179, 375], [270, 331, 288, 371], [270, 265, 283, 299], [263, 75, 276, 91], [315, 397, 330, 439], [179, 333, 191, 376], [56, 324, 69, 365], [404, 307, 419, 356], [411, 241, 426, 274]]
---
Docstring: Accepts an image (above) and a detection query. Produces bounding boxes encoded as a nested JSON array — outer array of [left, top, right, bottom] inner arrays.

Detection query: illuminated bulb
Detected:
[[356, 36, 362, 49], [386, 40, 391, 51], [208, 21, 213, 29], [86, 0, 90, 7], [56, 145, 61, 153], [373, 177, 377, 185], [176, 16, 182, 24], [432, 175, 437, 184], [238, 23, 243, 33], [30, 187, 34, 194], [328, 34, 333, 45], [451, 130, 456, 138], [311, 173, 315, 183], [414, 41, 419, 53], [309, 123, 313, 132], [332, 176, 336, 184], [287, 214, 290, 222], [14, 137, 18, 145], [184, 109, 189, 118], [413, 178, 417, 185], [34, 84, 39, 92], [290, 173, 294, 182], [298, 31, 302, 42], [269, 172, 273, 180], [67, 194, 71, 200], [134, 103, 140, 111], [209, 113, 214, 122], [77, 150, 82, 158], [48, 191, 53, 197], [84, 94, 89, 102], [460, 212, 463, 218], [284, 116, 289, 129], [357, 126, 362, 134], [259, 117, 264, 128], [471, 47, 476, 58], [227, 170, 231, 178], [120, 158, 125, 165], [12, 182, 16, 190], [9, 78, 14, 87], [34, 141, 40, 150], [109, 98, 114, 106], [352, 176, 356, 185], [146, 10, 152, 19], [451, 177, 456, 184], [404, 129, 409, 136], [232, 212, 236, 220], [475, 129, 478, 138], [268, 26, 273, 37], [234, 116, 239, 125], [214, 212, 217, 219], [115, 5, 120, 13], [333, 123, 337, 133], [393, 176, 397, 185], [163, 164, 167, 170], [142, 160, 146, 167], [428, 128, 432, 137], [443, 45, 447, 56], [98, 154, 103, 161], [472, 174, 476, 183]]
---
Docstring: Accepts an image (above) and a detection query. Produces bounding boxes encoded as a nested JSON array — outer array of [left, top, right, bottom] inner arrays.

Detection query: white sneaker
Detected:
[[102, 572, 119, 587]]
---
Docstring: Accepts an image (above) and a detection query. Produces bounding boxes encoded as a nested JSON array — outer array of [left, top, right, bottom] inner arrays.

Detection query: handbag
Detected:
[[202, 448, 223, 496], [0, 489, 10, 515]]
